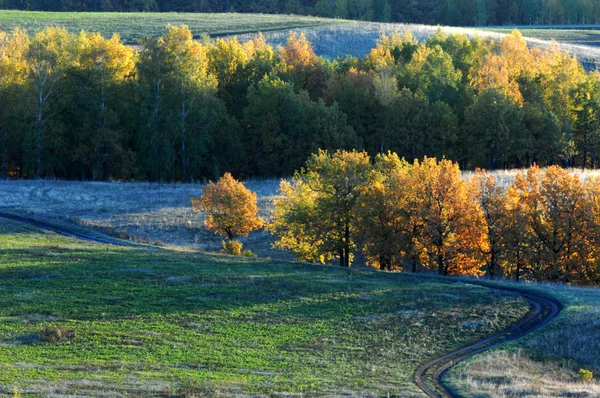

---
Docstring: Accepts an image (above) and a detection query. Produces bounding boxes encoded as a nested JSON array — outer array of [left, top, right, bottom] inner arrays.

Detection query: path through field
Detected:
[[0, 212, 563, 396]]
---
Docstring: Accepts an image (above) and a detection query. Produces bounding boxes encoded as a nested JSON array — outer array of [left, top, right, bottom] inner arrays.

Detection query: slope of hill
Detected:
[[448, 281, 600, 396], [0, 10, 342, 44], [0, 219, 529, 396], [0, 11, 598, 69]]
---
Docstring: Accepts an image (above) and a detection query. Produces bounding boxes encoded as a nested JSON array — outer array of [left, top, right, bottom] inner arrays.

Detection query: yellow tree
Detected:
[[279, 32, 318, 68], [270, 149, 372, 267], [25, 27, 71, 179], [503, 179, 534, 282], [69, 30, 135, 181], [538, 43, 586, 165], [357, 152, 415, 271], [0, 28, 28, 179], [513, 165, 591, 282], [366, 32, 418, 70], [471, 170, 509, 278], [207, 37, 248, 88], [582, 177, 600, 284], [191, 173, 263, 254], [160, 25, 216, 182], [470, 52, 523, 105], [414, 158, 486, 276]]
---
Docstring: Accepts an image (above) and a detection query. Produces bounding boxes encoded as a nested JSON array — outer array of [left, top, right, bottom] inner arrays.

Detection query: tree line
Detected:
[[269, 150, 600, 285], [0, 26, 599, 181], [2, 0, 600, 26]]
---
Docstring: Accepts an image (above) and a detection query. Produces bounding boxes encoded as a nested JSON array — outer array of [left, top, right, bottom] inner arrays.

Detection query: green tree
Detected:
[[465, 88, 524, 169], [271, 149, 372, 267], [24, 27, 70, 179]]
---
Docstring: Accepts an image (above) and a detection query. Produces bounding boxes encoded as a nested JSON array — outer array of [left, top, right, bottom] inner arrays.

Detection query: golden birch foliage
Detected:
[[470, 52, 523, 105], [0, 28, 29, 86], [72, 31, 135, 84], [413, 157, 486, 276], [538, 43, 586, 130], [499, 30, 535, 78], [279, 32, 318, 69], [583, 177, 600, 283], [503, 179, 534, 282], [191, 173, 263, 240], [207, 37, 248, 87], [366, 32, 417, 70], [160, 25, 216, 91]]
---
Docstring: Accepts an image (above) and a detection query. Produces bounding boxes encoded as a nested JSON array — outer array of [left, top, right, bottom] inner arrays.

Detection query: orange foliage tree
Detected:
[[191, 173, 263, 253], [511, 166, 593, 283], [412, 158, 486, 276], [471, 170, 509, 278], [357, 152, 416, 271]]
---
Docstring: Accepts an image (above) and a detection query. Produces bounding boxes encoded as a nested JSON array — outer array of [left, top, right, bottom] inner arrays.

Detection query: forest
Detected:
[[1, 0, 599, 26], [0, 26, 598, 182]]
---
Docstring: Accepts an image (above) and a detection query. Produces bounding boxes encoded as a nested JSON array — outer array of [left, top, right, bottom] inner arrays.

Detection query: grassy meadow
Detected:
[[0, 10, 339, 44], [487, 27, 600, 47], [0, 219, 529, 396]]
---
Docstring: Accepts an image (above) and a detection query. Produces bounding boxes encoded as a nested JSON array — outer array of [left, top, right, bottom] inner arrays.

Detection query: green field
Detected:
[[0, 10, 340, 43], [0, 220, 529, 396], [487, 27, 600, 47]]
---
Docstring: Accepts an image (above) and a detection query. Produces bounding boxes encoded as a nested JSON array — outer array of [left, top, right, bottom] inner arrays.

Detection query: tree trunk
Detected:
[[1, 129, 7, 180], [437, 247, 445, 276], [92, 146, 99, 182], [344, 221, 351, 267], [36, 104, 43, 179]]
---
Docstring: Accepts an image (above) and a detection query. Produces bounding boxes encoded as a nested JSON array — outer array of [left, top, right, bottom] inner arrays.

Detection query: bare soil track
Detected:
[[0, 211, 562, 396], [414, 284, 562, 397]]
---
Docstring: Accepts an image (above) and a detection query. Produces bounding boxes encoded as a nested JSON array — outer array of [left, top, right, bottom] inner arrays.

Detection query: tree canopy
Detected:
[[0, 27, 598, 181]]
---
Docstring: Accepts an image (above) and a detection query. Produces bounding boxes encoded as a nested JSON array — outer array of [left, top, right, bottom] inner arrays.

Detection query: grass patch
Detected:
[[446, 280, 600, 396], [0, 10, 341, 44], [0, 220, 529, 396]]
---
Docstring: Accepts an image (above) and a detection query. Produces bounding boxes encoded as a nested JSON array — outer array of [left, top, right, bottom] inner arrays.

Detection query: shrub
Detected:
[[578, 369, 593, 383], [243, 249, 257, 257], [39, 326, 75, 343], [221, 240, 243, 256]]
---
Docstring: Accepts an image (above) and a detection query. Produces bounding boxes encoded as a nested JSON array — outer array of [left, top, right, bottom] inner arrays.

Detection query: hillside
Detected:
[[0, 0, 598, 27], [0, 11, 598, 68], [0, 10, 340, 44], [0, 219, 529, 396]]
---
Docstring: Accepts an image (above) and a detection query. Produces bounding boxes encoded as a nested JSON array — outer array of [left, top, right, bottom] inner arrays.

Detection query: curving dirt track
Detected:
[[1, 211, 562, 396], [414, 284, 562, 397]]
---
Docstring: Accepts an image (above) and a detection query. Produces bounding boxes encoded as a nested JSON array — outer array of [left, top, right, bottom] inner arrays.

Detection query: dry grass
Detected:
[[449, 350, 600, 397], [0, 178, 283, 257], [448, 281, 600, 397], [246, 23, 600, 69], [2, 169, 600, 257]]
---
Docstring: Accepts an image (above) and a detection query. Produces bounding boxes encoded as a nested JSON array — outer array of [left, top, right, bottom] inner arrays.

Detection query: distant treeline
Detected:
[[0, 26, 598, 182], [1, 0, 599, 26]]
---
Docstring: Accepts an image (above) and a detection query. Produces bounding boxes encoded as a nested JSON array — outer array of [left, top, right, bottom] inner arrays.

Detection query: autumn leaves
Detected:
[[196, 151, 600, 285], [270, 151, 487, 276]]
